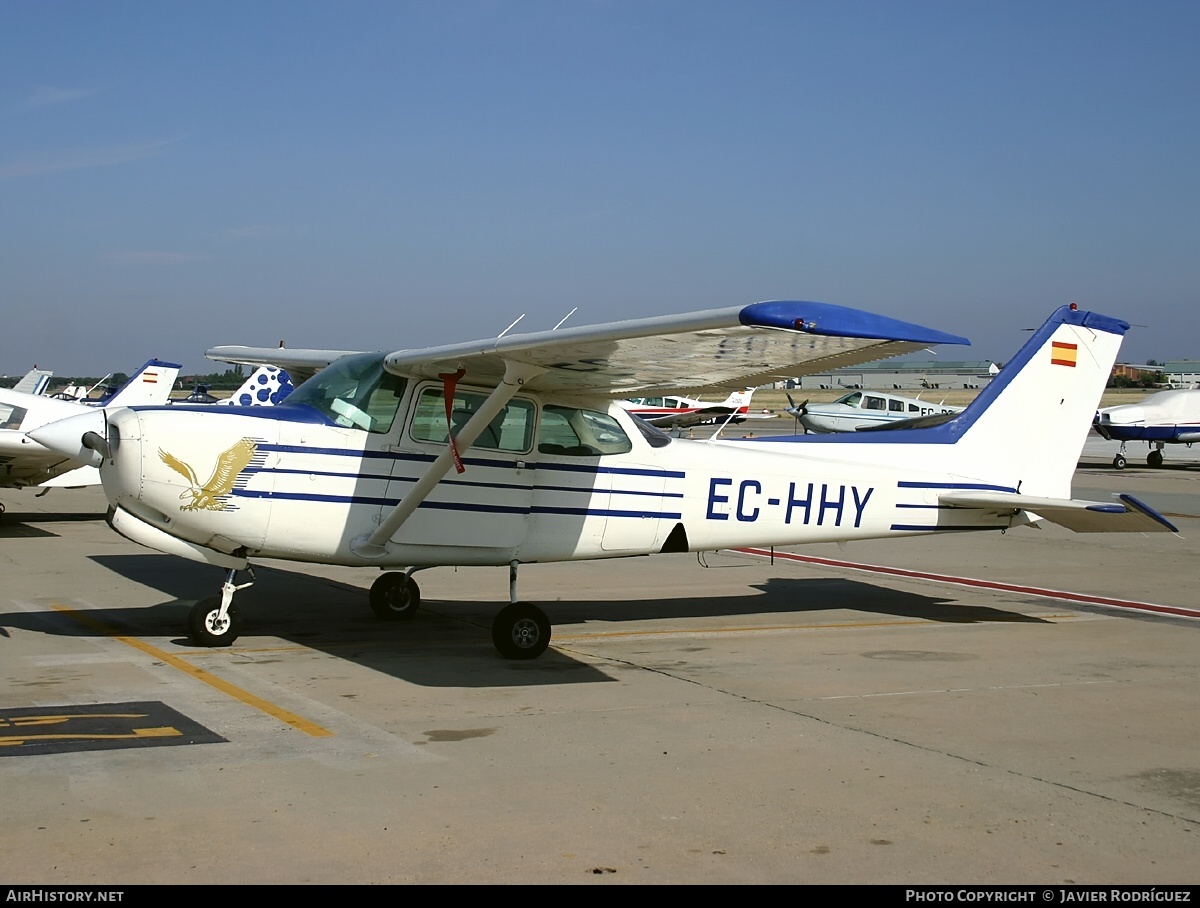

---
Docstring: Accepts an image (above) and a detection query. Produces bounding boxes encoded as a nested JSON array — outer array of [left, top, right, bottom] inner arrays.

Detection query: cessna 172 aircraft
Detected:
[[786, 390, 964, 433], [30, 301, 1176, 659], [0, 358, 181, 495], [1094, 387, 1200, 469]]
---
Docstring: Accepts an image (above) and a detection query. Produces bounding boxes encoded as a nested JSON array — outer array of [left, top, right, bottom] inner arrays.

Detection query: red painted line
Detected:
[[733, 547, 1200, 620]]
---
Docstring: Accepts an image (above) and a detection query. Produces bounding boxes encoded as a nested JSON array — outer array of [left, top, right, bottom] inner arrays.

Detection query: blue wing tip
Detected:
[[1117, 493, 1179, 533], [739, 301, 970, 347]]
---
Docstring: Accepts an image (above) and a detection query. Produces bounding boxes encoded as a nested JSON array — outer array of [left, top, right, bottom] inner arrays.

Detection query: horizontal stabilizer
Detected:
[[207, 347, 363, 384], [940, 491, 1179, 534]]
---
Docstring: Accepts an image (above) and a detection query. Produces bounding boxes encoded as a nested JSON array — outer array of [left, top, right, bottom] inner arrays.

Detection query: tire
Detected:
[[369, 572, 421, 620], [491, 603, 551, 660], [1113, 454, 1127, 470], [188, 596, 242, 647], [1147, 450, 1164, 468]]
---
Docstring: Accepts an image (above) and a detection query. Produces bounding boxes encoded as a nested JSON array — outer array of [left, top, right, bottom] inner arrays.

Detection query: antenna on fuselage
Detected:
[[497, 314, 525, 338], [552, 307, 578, 330]]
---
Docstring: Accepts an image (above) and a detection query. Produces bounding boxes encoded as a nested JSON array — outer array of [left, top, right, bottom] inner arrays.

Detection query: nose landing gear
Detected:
[[188, 567, 255, 647]]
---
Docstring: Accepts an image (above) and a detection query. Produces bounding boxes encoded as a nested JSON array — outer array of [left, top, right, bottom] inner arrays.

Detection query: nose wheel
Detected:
[[188, 597, 243, 646], [188, 567, 254, 647]]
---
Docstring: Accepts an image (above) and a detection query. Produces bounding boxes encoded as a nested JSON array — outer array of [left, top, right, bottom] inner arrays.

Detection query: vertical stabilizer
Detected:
[[13, 367, 53, 396], [952, 306, 1128, 496], [104, 359, 183, 407], [217, 365, 294, 407]]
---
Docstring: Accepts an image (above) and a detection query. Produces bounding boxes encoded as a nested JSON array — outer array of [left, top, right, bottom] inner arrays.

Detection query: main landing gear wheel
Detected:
[[188, 597, 243, 647], [492, 603, 551, 660], [1147, 450, 1164, 468], [369, 572, 421, 620], [1113, 453, 1127, 470]]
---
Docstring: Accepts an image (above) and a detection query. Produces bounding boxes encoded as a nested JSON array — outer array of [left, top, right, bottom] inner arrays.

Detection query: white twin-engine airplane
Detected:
[[30, 301, 1177, 659]]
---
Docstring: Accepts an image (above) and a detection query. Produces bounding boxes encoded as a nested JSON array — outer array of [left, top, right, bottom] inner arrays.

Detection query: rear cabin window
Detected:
[[410, 387, 535, 452], [889, 399, 905, 412], [537, 405, 632, 456]]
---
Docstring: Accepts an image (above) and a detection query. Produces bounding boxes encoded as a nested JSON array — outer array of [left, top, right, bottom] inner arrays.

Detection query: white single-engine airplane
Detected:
[[0, 358, 181, 494], [1094, 387, 1200, 469], [31, 301, 1176, 658], [617, 389, 772, 430], [786, 389, 965, 433]]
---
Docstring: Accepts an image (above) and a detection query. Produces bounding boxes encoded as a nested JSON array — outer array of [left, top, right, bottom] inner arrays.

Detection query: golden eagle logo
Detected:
[[159, 438, 258, 511]]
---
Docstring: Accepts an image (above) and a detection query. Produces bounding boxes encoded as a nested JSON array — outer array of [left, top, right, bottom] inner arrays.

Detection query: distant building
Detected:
[[1110, 362, 1200, 387], [1160, 361, 1200, 385], [787, 359, 999, 392]]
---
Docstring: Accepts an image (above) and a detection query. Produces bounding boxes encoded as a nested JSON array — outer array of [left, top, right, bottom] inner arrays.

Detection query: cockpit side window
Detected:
[[280, 353, 407, 433], [0, 404, 27, 431]]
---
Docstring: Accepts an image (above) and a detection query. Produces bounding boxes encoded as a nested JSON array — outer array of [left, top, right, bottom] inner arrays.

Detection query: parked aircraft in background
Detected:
[[0, 359, 181, 496], [1094, 387, 1200, 469], [216, 365, 294, 407], [9, 367, 53, 396], [178, 366, 295, 407], [618, 389, 774, 429], [786, 389, 964, 433], [30, 301, 1175, 658]]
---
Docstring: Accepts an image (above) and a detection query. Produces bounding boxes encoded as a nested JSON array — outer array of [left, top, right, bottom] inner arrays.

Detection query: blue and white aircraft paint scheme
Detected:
[[10, 367, 54, 397], [787, 390, 965, 433], [0, 358, 181, 493], [30, 302, 1176, 658], [1094, 387, 1200, 469], [179, 365, 295, 407], [217, 365, 294, 407]]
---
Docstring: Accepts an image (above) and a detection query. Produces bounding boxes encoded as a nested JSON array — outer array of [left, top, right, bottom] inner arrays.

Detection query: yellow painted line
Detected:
[[51, 604, 334, 738]]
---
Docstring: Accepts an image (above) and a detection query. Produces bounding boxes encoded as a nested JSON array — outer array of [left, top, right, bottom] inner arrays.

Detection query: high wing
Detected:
[[209, 301, 968, 397], [939, 491, 1179, 534]]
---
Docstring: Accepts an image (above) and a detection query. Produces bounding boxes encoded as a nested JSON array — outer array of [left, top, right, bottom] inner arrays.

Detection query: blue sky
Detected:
[[2, 0, 1197, 377]]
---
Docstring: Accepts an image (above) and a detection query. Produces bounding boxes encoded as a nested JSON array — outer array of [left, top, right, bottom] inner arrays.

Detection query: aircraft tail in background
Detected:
[[102, 359, 182, 407], [217, 365, 294, 407], [12, 367, 53, 396]]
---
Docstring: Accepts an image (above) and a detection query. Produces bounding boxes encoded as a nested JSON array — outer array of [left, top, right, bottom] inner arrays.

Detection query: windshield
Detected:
[[835, 392, 862, 408], [280, 353, 407, 433]]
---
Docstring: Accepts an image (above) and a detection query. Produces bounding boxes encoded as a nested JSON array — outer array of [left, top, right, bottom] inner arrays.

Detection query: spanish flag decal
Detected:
[[1051, 341, 1078, 367]]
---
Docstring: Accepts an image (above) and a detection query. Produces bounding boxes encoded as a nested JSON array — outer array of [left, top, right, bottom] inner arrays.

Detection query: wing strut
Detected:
[[350, 359, 546, 559]]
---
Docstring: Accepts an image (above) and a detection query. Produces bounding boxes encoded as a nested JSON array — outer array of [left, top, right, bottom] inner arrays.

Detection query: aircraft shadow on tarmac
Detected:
[[0, 509, 107, 539], [0, 553, 1049, 690]]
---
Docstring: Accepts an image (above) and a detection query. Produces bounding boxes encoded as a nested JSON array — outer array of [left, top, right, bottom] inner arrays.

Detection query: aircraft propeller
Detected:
[[785, 394, 808, 433]]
